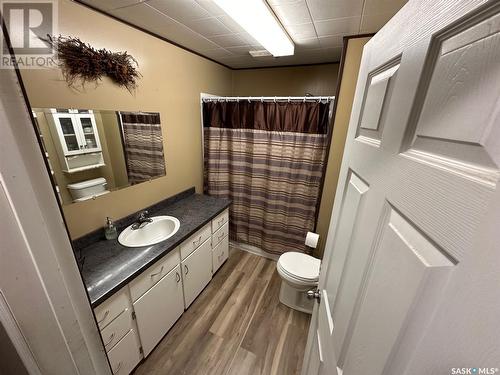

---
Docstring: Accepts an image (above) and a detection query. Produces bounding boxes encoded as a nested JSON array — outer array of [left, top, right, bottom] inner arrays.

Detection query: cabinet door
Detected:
[[181, 238, 212, 308], [212, 235, 229, 274], [107, 329, 141, 375], [53, 113, 82, 155], [75, 114, 101, 152], [133, 265, 183, 356]]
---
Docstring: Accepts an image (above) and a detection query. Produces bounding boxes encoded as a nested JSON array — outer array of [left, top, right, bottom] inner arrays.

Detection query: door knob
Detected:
[[307, 289, 321, 301]]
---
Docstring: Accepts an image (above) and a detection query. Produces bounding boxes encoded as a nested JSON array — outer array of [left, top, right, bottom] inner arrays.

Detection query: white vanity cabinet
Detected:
[[93, 208, 230, 374], [133, 264, 184, 356], [181, 238, 212, 308]]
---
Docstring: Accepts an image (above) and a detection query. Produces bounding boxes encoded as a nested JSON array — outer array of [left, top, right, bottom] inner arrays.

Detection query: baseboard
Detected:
[[230, 241, 279, 262]]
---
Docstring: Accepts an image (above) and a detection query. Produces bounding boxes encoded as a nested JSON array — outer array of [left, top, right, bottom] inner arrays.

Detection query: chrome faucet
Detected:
[[131, 210, 153, 230]]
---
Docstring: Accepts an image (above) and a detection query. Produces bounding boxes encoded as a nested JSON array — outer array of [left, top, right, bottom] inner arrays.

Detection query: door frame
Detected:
[[0, 23, 110, 374]]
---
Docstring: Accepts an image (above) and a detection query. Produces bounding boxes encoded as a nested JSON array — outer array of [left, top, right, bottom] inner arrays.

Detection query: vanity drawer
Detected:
[[212, 222, 228, 247], [129, 248, 180, 302], [107, 329, 141, 375], [94, 288, 129, 330], [180, 223, 211, 260], [212, 235, 229, 273], [101, 307, 133, 352], [212, 209, 228, 233]]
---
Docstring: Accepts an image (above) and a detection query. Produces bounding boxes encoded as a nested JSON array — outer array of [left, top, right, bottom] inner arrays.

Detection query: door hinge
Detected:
[[139, 346, 143, 355], [306, 289, 321, 302], [132, 311, 136, 320]]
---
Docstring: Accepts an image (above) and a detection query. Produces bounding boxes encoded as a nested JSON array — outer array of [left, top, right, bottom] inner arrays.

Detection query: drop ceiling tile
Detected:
[[148, 0, 210, 22], [318, 35, 343, 48], [81, 0, 145, 11], [286, 23, 318, 40], [271, 0, 312, 25], [294, 37, 321, 50], [267, 0, 304, 4], [363, 0, 408, 16], [217, 15, 245, 33], [209, 34, 249, 48], [314, 16, 360, 36], [170, 27, 221, 52], [202, 48, 233, 59], [89, 0, 372, 68], [306, 0, 364, 20], [226, 46, 253, 56], [194, 0, 226, 17], [360, 12, 396, 33], [184, 17, 232, 37], [218, 55, 257, 68], [236, 32, 261, 47], [110, 3, 178, 35]]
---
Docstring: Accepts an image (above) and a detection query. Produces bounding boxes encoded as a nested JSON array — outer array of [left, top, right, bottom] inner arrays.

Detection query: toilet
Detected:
[[67, 177, 110, 202], [277, 252, 321, 314]]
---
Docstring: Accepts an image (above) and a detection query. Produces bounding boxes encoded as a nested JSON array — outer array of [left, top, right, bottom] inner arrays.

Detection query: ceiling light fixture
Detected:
[[213, 0, 294, 57]]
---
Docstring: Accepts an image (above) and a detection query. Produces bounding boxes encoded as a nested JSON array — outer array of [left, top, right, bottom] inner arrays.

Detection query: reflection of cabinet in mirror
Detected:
[[48, 108, 105, 173]]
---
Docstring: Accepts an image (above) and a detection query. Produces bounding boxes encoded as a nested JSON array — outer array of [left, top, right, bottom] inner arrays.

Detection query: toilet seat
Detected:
[[277, 252, 320, 284]]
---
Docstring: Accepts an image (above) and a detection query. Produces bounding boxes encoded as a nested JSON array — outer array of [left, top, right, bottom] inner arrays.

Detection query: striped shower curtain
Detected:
[[119, 112, 165, 185], [203, 100, 331, 255]]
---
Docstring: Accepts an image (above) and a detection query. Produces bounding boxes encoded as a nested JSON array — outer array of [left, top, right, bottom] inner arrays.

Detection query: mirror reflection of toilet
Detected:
[[277, 252, 321, 314]]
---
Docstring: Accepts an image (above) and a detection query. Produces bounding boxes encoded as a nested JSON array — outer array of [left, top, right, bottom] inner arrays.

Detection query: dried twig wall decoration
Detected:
[[44, 35, 141, 92]]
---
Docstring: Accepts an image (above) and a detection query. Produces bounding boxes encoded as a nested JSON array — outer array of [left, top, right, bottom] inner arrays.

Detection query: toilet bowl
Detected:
[[277, 252, 321, 314]]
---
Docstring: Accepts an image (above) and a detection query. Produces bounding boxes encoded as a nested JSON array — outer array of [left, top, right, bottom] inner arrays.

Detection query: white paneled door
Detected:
[[303, 1, 500, 374]]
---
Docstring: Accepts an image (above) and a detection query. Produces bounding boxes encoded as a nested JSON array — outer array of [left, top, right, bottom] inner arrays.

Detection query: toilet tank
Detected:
[[67, 177, 107, 201]]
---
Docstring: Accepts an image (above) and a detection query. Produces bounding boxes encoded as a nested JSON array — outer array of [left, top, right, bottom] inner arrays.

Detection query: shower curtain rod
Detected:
[[201, 96, 334, 103]]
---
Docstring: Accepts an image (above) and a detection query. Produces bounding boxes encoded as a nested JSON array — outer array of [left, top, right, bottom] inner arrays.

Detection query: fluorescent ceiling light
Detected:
[[213, 0, 294, 57]]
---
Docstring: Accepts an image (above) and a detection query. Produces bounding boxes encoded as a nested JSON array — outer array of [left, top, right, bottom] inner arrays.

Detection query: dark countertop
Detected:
[[78, 192, 231, 307]]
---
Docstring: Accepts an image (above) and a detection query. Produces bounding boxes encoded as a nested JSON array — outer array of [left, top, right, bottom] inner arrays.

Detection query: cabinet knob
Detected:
[[184, 264, 189, 275], [175, 272, 181, 283]]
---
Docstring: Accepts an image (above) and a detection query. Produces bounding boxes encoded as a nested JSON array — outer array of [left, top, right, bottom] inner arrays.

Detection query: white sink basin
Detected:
[[118, 216, 180, 247]]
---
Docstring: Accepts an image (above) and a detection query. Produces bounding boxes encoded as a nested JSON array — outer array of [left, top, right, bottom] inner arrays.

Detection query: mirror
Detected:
[[32, 108, 166, 206]]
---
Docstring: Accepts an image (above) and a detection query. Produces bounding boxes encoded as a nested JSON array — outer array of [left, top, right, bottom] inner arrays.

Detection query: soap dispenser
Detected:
[[105, 217, 118, 240]]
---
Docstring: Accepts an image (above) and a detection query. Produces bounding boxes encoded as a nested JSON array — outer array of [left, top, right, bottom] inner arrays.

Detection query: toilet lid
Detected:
[[278, 252, 321, 281]]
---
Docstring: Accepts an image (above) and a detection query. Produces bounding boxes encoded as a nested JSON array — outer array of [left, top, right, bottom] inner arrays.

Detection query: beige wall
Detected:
[[315, 37, 371, 257], [21, 0, 232, 238], [232, 64, 338, 96]]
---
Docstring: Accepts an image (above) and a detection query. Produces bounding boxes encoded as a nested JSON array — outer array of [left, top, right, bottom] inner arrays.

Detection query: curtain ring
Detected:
[[274, 96, 276, 103], [303, 97, 306, 103], [261, 97, 264, 103], [288, 97, 291, 103]]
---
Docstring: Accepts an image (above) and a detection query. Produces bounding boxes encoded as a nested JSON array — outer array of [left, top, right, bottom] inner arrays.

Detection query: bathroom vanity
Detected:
[[74, 188, 230, 374]]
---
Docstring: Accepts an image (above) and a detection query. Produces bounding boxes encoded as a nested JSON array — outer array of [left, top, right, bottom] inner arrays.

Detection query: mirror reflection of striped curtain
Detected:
[[203, 100, 331, 255], [119, 112, 166, 185]]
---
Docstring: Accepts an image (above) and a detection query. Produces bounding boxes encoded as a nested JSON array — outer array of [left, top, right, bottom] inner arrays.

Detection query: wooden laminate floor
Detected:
[[134, 248, 311, 375]]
